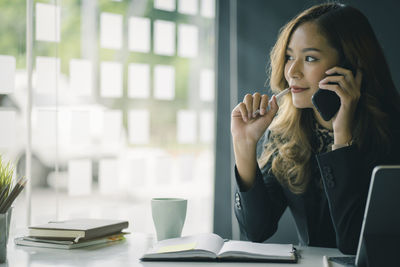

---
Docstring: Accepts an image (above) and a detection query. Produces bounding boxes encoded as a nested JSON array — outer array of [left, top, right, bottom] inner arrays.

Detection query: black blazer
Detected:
[[234, 122, 400, 255]]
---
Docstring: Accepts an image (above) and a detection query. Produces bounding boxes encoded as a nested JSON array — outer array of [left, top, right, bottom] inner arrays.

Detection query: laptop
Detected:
[[329, 165, 400, 267]]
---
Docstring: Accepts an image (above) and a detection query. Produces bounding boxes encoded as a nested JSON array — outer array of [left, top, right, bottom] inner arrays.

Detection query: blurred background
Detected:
[[1, 0, 215, 237]]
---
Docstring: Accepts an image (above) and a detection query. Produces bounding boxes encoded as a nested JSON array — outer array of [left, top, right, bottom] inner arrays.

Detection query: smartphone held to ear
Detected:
[[311, 88, 340, 121], [312, 63, 356, 121]]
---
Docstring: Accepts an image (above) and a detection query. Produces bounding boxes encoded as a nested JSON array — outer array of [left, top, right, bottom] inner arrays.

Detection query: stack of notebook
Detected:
[[15, 218, 129, 249]]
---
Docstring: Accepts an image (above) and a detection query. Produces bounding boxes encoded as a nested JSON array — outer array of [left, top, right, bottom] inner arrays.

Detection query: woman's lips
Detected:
[[291, 87, 308, 93]]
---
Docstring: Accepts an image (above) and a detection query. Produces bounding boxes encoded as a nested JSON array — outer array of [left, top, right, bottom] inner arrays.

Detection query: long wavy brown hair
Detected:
[[259, 3, 400, 194]]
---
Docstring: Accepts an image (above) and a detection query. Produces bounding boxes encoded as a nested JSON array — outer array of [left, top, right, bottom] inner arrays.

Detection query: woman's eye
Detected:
[[285, 55, 294, 61], [305, 56, 317, 62]]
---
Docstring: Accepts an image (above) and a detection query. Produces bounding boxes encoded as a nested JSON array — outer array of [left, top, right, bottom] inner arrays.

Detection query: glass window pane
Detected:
[[177, 110, 197, 144], [35, 57, 60, 94], [100, 12, 123, 49], [0, 110, 16, 148], [99, 159, 120, 195], [201, 0, 215, 18], [129, 17, 151, 53], [128, 63, 150, 98], [33, 108, 57, 147], [128, 110, 150, 144], [178, 24, 198, 58], [123, 156, 147, 188], [200, 110, 214, 143], [154, 65, 175, 100], [154, 20, 176, 56], [68, 159, 92, 196], [178, 0, 198, 15], [69, 59, 92, 96], [178, 154, 195, 182], [0, 55, 16, 94], [35, 3, 60, 42], [102, 110, 122, 146], [100, 61, 123, 98], [154, 155, 173, 184], [154, 0, 176, 11], [70, 109, 91, 145], [199, 69, 214, 101]]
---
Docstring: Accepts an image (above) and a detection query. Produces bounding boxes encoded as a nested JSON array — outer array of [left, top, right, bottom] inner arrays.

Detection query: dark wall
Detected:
[[352, 1, 400, 89], [236, 0, 400, 99]]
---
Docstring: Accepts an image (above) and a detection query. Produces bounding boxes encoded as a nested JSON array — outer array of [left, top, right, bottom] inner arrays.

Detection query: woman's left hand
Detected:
[[318, 67, 363, 144]]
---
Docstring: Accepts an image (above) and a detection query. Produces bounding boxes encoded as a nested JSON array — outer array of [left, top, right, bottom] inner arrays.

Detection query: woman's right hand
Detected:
[[231, 92, 279, 190], [231, 92, 279, 146]]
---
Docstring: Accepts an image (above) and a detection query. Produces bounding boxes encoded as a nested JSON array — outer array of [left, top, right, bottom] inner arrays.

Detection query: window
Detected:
[[1, 0, 215, 237]]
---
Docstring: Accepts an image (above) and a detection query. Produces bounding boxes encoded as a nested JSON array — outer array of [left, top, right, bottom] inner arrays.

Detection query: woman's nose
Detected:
[[287, 60, 303, 79]]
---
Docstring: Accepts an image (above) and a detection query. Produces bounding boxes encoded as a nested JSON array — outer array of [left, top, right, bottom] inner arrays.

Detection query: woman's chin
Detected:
[[292, 100, 313, 109]]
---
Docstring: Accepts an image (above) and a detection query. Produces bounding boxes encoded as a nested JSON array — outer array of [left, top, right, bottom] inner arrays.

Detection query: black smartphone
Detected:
[[311, 77, 341, 121], [312, 63, 355, 121]]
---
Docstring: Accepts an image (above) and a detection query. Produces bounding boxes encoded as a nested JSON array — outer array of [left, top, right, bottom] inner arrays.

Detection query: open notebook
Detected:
[[141, 233, 297, 263]]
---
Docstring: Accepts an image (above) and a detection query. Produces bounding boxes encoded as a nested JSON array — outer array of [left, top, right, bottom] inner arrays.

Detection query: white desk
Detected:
[[1, 233, 344, 266]]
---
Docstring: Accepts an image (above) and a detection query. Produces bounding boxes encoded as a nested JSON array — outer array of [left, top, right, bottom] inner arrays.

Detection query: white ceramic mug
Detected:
[[151, 198, 187, 241]]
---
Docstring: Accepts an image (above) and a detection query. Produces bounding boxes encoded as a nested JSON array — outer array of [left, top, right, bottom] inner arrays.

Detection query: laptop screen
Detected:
[[355, 165, 400, 266]]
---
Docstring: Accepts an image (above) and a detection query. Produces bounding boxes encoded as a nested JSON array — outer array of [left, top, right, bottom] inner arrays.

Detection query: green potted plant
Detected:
[[0, 157, 25, 263], [0, 158, 14, 208]]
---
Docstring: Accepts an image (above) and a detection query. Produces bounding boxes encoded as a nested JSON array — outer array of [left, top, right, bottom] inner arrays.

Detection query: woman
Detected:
[[231, 3, 400, 254]]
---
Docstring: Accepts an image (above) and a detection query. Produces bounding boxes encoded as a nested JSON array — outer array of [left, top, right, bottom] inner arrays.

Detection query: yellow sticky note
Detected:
[[157, 242, 197, 253]]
